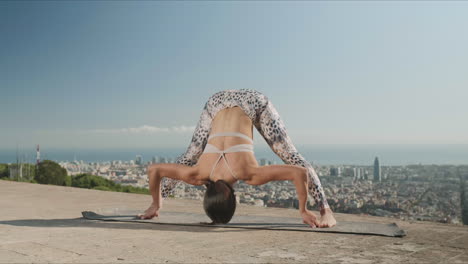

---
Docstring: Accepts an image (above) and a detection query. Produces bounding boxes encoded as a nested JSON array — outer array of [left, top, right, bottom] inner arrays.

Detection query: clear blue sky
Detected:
[[1, 1, 467, 150]]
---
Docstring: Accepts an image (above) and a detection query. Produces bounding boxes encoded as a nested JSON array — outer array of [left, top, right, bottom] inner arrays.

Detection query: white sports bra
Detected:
[[203, 131, 254, 180]]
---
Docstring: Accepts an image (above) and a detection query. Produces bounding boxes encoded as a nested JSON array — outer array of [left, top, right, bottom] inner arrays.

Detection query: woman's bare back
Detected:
[[196, 106, 259, 184]]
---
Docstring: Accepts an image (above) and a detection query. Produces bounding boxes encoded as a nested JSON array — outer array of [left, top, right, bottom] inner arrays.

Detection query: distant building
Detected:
[[135, 155, 143, 166], [460, 172, 468, 225], [374, 157, 381, 182], [344, 167, 355, 178], [152, 156, 159, 164], [330, 167, 341, 177], [356, 167, 362, 180]]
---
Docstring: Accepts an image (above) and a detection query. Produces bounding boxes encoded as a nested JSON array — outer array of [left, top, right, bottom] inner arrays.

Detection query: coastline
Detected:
[[2, 144, 468, 165]]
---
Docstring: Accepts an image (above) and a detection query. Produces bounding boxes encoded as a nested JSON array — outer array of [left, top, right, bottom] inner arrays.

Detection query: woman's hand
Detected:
[[301, 210, 321, 228], [319, 208, 337, 228], [137, 203, 160, 220], [301, 208, 337, 228]]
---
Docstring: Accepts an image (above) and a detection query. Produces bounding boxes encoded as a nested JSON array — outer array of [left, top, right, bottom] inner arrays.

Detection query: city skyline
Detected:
[[3, 143, 468, 166], [2, 2, 468, 150]]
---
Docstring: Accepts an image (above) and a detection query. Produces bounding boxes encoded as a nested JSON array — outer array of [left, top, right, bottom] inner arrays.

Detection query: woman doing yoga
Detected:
[[138, 89, 337, 228]]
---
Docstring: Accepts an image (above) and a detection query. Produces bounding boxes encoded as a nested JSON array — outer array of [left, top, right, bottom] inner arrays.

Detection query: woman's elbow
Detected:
[[295, 167, 309, 183], [147, 164, 160, 178]]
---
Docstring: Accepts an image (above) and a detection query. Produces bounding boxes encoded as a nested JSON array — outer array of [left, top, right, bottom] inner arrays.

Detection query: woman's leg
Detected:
[[160, 100, 213, 198], [253, 95, 330, 210]]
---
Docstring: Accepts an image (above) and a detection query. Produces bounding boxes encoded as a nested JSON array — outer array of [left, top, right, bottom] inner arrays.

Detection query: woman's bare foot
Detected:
[[319, 208, 337, 228], [137, 203, 160, 219]]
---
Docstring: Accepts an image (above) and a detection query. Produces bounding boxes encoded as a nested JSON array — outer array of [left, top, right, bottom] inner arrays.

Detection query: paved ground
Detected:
[[1, 180, 467, 263]]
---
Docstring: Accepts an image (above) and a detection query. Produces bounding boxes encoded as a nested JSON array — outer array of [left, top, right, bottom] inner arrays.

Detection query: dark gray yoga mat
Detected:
[[81, 208, 406, 237]]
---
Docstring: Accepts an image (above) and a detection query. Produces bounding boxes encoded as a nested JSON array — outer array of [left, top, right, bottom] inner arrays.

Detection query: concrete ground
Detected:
[[1, 180, 467, 263]]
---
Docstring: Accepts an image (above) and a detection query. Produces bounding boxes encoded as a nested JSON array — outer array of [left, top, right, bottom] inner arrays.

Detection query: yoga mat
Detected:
[[82, 208, 406, 237]]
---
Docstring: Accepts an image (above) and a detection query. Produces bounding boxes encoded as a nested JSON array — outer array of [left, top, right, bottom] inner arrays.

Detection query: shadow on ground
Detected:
[[0, 218, 251, 233]]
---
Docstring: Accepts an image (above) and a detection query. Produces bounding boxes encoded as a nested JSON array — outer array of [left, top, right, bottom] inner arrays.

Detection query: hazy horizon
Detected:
[[2, 144, 468, 166]]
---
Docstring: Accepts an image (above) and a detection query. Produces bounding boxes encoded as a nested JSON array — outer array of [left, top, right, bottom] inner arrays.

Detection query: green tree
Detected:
[[35, 160, 68, 186], [72, 173, 116, 189], [93, 186, 112, 191], [64, 175, 72, 186], [0, 164, 9, 178], [71, 173, 149, 194]]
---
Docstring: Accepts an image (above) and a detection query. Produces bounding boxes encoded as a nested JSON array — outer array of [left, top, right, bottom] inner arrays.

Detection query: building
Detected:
[[330, 167, 341, 177], [374, 157, 381, 182], [135, 155, 143, 166], [344, 167, 355, 178], [356, 167, 362, 180], [460, 171, 468, 225]]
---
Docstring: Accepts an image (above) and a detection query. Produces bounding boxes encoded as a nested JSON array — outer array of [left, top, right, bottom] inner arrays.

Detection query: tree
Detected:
[[72, 173, 116, 189], [35, 160, 68, 186], [71, 173, 149, 194], [0, 164, 9, 178]]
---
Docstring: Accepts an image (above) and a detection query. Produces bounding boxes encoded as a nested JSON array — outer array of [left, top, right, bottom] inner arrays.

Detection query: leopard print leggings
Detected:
[[161, 89, 330, 210]]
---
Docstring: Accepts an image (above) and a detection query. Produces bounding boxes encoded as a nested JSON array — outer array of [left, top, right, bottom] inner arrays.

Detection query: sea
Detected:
[[1, 144, 468, 166]]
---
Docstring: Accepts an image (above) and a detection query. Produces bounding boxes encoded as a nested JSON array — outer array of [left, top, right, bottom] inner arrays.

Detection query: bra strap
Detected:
[[221, 153, 239, 180], [208, 132, 253, 144], [209, 154, 224, 180], [209, 152, 239, 181]]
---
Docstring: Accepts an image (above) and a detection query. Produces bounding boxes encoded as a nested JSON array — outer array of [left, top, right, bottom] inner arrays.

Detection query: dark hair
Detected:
[[203, 180, 237, 224]]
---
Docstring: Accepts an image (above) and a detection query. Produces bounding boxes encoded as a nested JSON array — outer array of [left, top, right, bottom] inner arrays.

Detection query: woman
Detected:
[[138, 89, 337, 228]]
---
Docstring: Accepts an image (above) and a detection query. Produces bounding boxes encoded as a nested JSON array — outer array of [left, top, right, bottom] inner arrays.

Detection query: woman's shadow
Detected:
[[0, 215, 250, 233]]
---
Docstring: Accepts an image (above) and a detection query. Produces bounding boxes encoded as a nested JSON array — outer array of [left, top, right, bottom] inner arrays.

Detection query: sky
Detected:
[[1, 1, 468, 151]]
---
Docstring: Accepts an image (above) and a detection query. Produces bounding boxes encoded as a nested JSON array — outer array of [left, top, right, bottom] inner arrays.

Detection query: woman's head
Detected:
[[203, 179, 237, 224]]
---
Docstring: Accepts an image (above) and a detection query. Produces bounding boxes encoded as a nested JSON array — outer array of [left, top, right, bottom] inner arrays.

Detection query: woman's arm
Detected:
[[247, 165, 324, 227], [247, 164, 335, 228], [146, 164, 203, 212], [150, 163, 204, 185], [247, 165, 310, 213]]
